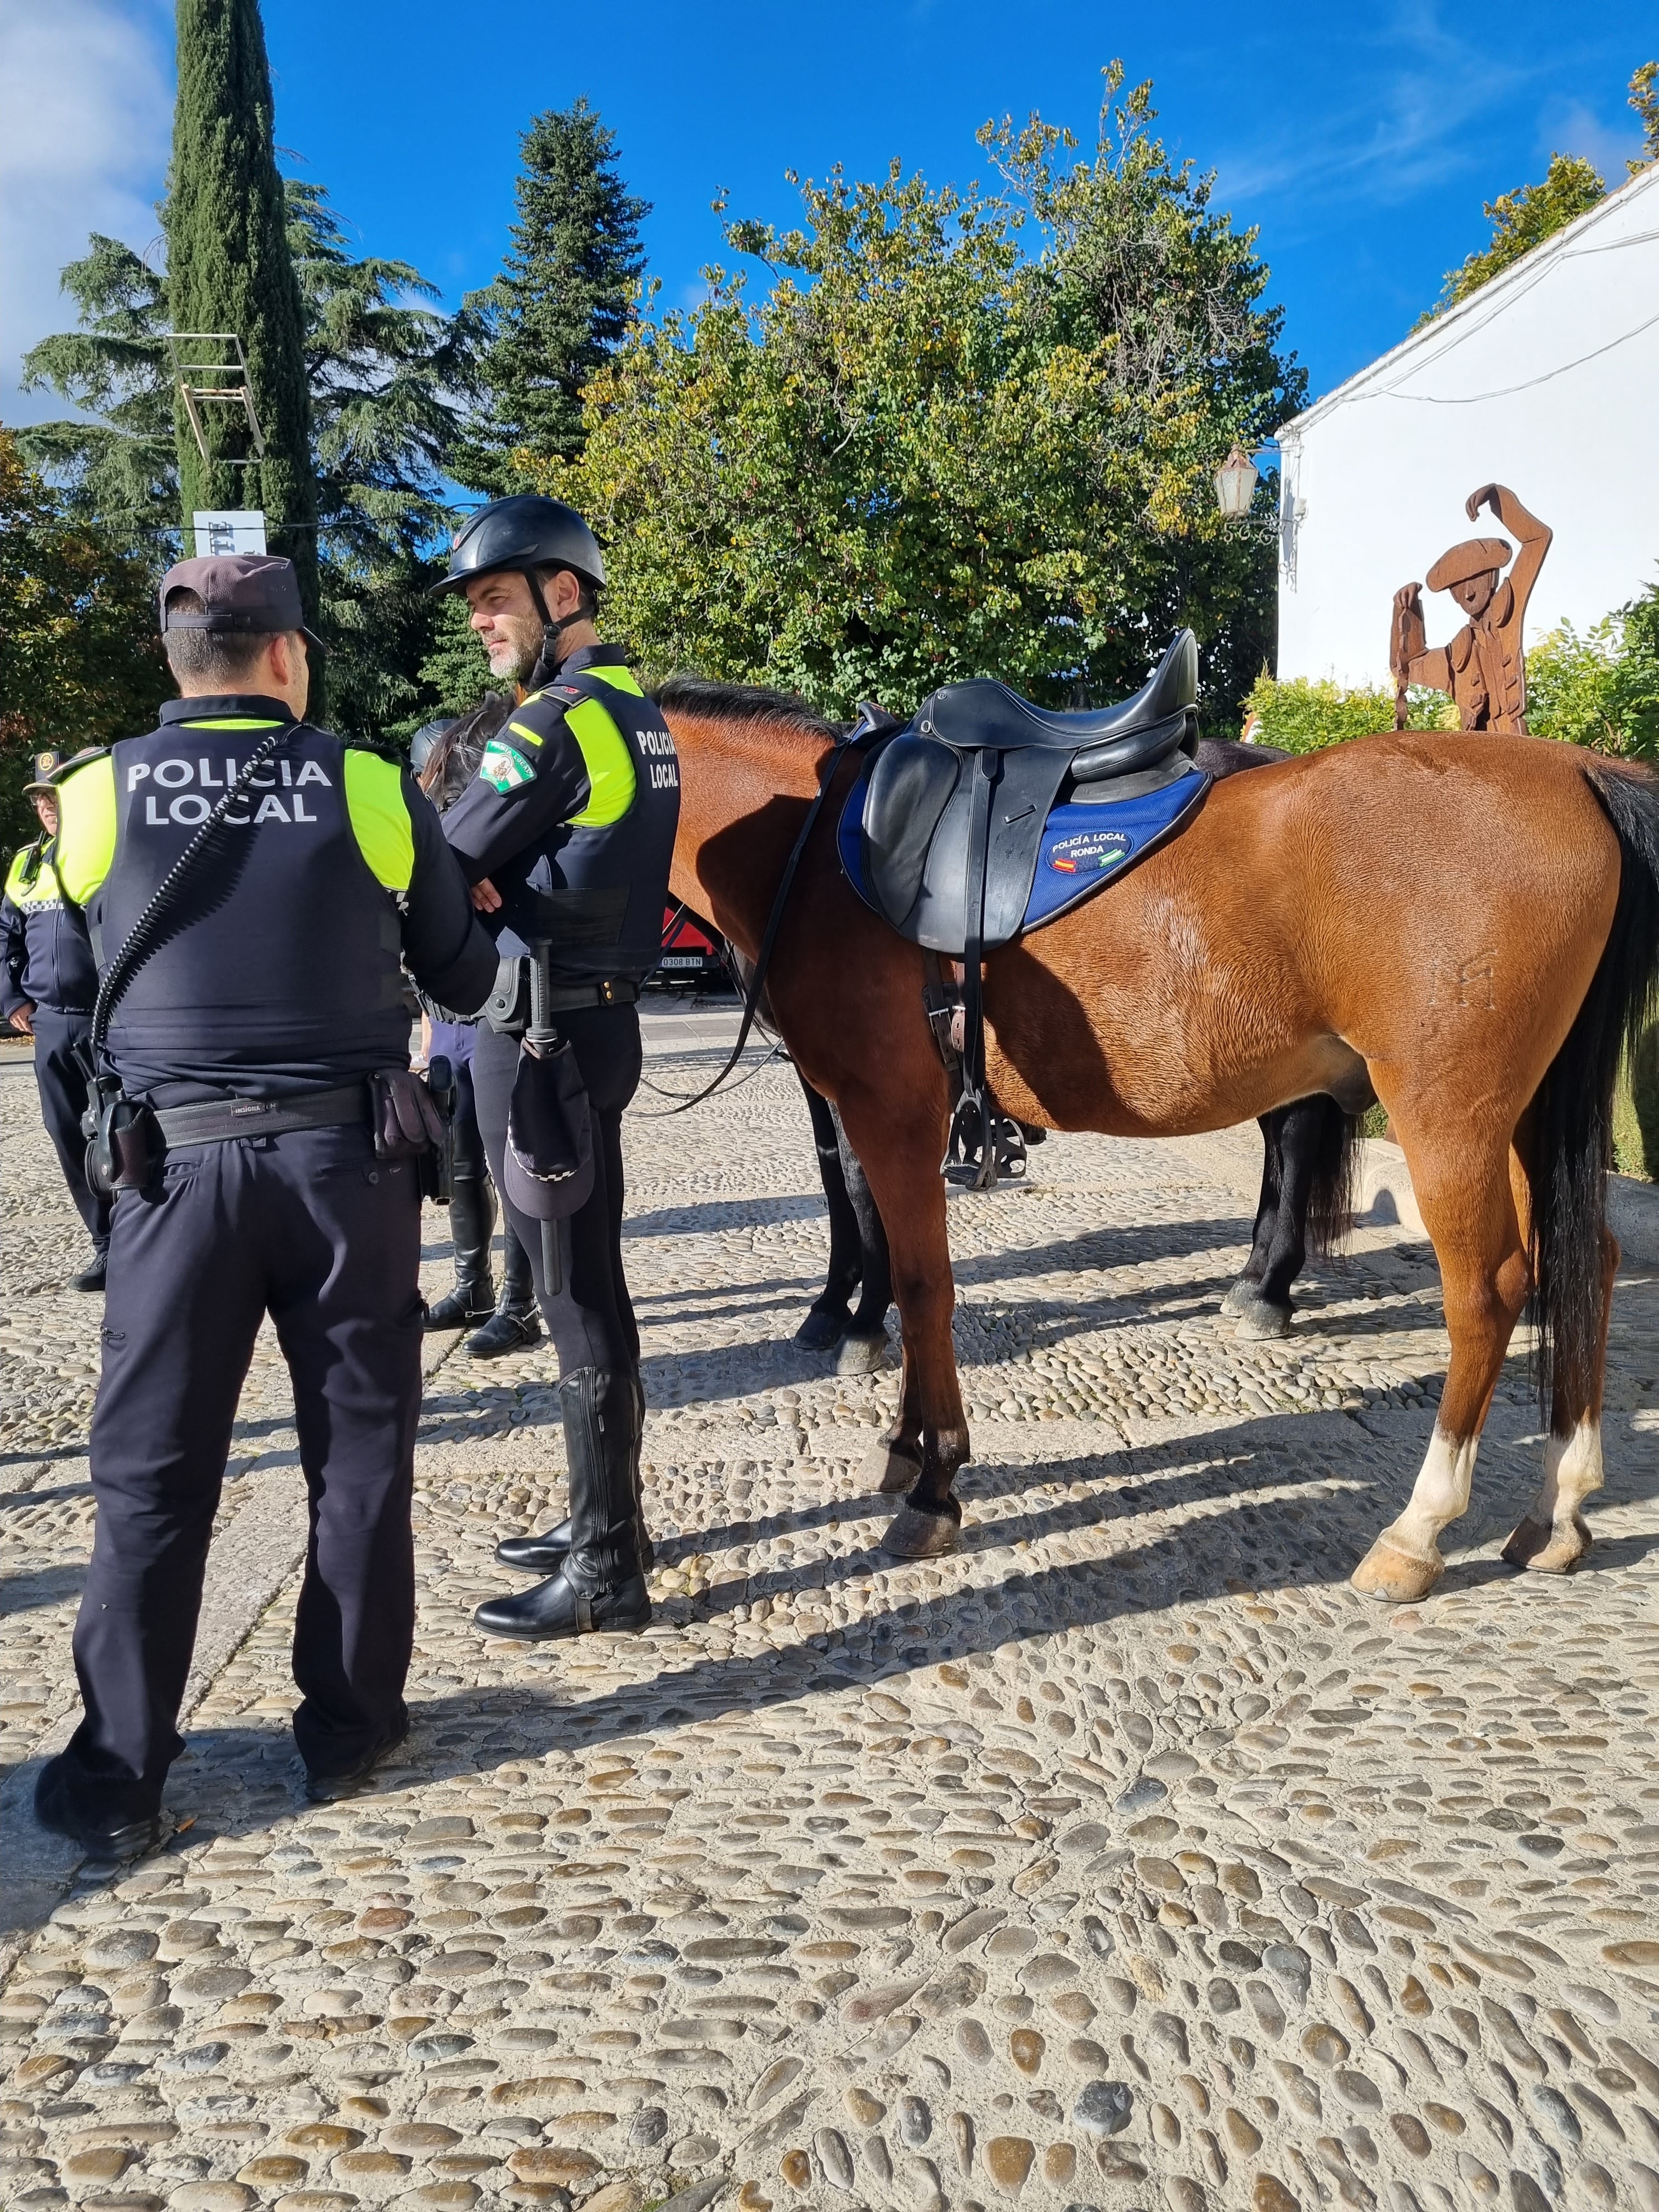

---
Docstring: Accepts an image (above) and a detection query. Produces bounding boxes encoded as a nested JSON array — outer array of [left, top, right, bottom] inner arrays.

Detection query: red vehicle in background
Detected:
[[654, 904, 727, 990]]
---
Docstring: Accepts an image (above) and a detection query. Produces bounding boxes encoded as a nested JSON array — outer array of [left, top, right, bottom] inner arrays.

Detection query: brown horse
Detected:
[[657, 675, 1659, 1605]]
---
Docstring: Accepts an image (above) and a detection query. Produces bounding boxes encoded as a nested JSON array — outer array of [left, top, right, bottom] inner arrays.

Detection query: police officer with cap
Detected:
[[2, 749, 111, 1287], [433, 495, 680, 1641], [37, 552, 497, 1858]]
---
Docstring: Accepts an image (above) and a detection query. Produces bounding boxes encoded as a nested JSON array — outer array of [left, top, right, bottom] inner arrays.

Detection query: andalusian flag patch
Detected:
[[481, 738, 534, 793]]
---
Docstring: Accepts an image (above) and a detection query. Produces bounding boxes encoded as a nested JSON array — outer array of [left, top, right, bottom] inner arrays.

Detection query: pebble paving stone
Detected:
[[2, 1005, 1657, 2212]]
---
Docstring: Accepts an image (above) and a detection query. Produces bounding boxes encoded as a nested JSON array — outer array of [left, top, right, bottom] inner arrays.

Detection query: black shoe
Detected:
[[71, 1258, 108, 1294], [303, 1716, 410, 1804], [467, 1307, 542, 1359], [475, 1367, 650, 1640], [473, 1566, 651, 1640], [34, 1756, 161, 1860], [494, 1514, 657, 1576], [425, 1283, 495, 1331]]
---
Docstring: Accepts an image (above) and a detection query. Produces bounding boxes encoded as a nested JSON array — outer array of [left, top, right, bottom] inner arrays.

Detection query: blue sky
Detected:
[[1, 0, 1653, 427]]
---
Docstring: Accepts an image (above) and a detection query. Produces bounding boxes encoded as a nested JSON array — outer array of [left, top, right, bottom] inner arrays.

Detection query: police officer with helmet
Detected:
[[2, 750, 112, 1287], [37, 552, 498, 1858], [433, 495, 679, 1642]]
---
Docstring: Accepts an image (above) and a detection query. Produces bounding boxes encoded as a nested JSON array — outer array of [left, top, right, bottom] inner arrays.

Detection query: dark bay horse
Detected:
[[657, 676, 1658, 1604]]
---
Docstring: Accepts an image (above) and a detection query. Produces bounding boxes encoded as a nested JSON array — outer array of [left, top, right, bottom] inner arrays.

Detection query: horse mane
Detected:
[[650, 671, 841, 742]]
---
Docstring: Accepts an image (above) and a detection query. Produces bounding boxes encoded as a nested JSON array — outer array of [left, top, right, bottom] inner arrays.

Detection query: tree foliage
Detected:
[[455, 99, 649, 494], [532, 66, 1301, 727], [0, 431, 170, 849], [167, 0, 319, 620], [1243, 673, 1455, 753], [20, 180, 485, 739], [1527, 585, 1659, 762]]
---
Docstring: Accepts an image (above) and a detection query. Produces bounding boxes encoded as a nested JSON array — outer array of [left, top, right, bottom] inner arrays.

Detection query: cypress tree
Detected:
[[458, 99, 650, 493], [166, 0, 318, 621]]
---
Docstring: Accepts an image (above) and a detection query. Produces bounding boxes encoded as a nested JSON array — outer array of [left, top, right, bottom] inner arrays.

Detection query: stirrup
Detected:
[[944, 1088, 999, 1191]]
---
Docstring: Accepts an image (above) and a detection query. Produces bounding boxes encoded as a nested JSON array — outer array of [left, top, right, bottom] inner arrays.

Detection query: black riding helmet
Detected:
[[432, 495, 606, 688]]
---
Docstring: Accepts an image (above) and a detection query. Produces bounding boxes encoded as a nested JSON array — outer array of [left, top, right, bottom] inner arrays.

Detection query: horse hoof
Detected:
[[836, 1331, 888, 1376], [1221, 1278, 1263, 1317], [883, 1503, 963, 1560], [1233, 1295, 1293, 1340], [1351, 1536, 1443, 1602], [795, 1307, 848, 1352], [1501, 1513, 1590, 1575], [864, 1441, 924, 1496]]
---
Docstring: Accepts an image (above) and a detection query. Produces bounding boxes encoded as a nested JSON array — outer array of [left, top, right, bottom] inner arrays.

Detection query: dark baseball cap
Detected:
[[159, 555, 323, 648], [24, 749, 65, 795]]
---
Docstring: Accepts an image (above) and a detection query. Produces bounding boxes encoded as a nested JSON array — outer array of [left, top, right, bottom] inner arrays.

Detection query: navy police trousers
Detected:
[[59, 1124, 424, 1822], [31, 1008, 112, 1254]]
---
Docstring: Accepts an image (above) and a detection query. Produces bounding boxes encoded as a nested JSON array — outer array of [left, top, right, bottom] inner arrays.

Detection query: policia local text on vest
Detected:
[[35, 554, 498, 1860], [432, 495, 680, 1645], [1, 749, 111, 1285]]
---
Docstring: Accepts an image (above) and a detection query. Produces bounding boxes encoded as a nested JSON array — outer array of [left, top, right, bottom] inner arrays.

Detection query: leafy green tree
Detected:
[[456, 99, 650, 493], [1242, 674, 1455, 752], [0, 431, 170, 849], [1422, 154, 1606, 323], [167, 0, 319, 619], [534, 67, 1300, 727], [1627, 60, 1658, 171], [20, 182, 484, 740]]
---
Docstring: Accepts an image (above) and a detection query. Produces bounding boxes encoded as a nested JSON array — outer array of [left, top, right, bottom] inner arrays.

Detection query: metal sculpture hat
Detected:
[[502, 1043, 595, 1222], [159, 554, 325, 648], [1426, 537, 1513, 592], [24, 750, 64, 795]]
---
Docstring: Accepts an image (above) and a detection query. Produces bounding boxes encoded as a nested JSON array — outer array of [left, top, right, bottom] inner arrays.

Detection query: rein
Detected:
[[659, 702, 894, 1115]]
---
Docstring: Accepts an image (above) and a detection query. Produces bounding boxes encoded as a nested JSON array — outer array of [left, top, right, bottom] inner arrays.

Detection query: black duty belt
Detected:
[[544, 977, 639, 1012], [154, 1082, 370, 1149]]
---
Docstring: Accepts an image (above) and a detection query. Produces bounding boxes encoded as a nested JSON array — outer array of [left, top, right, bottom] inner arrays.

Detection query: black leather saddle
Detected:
[[842, 630, 1202, 1188], [859, 629, 1199, 956]]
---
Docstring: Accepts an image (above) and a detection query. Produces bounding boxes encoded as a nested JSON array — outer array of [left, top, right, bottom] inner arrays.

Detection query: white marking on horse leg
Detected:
[[1352, 1426, 1480, 1600], [1502, 1417, 1602, 1572], [1387, 1426, 1480, 1562]]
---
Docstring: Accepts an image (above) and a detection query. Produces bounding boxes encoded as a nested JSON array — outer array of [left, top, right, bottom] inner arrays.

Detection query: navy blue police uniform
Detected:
[[40, 557, 496, 1853], [442, 642, 680, 1370], [2, 799, 112, 1277]]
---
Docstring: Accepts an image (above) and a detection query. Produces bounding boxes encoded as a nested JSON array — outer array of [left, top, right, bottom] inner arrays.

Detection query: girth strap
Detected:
[[944, 749, 1000, 1190]]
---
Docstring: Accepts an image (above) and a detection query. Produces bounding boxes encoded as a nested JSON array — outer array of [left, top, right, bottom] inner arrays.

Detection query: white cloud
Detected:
[[1537, 98, 1644, 184], [0, 0, 173, 426]]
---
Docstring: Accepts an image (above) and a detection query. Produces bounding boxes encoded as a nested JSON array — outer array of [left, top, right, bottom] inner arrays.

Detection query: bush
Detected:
[[1242, 672, 1454, 754], [1527, 584, 1659, 761]]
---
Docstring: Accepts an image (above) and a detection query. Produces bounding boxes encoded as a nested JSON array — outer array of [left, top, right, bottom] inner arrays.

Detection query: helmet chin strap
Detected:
[[523, 568, 584, 692]]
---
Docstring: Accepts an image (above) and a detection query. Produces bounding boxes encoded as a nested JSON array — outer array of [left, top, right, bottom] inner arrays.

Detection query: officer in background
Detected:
[[2, 751, 111, 1287], [410, 707, 541, 1359], [37, 554, 497, 1859], [433, 496, 679, 1641]]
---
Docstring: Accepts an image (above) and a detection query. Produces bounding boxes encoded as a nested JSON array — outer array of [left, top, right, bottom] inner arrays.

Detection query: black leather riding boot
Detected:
[[465, 1223, 542, 1358], [424, 1171, 496, 1330], [473, 1368, 650, 1639], [494, 1366, 653, 1574]]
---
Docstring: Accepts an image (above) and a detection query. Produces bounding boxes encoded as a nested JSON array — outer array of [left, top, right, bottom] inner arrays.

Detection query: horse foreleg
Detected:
[[836, 1099, 969, 1559], [797, 1073, 862, 1350], [1503, 1205, 1617, 1576], [1352, 1139, 1530, 1602]]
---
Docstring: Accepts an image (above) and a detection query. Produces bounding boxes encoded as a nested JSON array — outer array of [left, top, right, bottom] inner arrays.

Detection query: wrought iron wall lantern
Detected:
[[1214, 445, 1278, 539]]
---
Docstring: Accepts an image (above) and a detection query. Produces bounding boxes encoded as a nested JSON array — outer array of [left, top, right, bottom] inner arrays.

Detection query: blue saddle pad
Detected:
[[838, 754, 1210, 946]]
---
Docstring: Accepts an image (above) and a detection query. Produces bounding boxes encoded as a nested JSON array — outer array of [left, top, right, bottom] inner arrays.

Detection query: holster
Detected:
[[84, 1077, 166, 1196], [419, 1055, 457, 1204], [481, 956, 528, 1035]]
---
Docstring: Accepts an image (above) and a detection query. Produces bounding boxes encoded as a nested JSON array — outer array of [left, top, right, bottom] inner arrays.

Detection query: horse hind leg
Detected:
[[1223, 1111, 1285, 1321], [1352, 1138, 1530, 1603], [1502, 1218, 1618, 1576]]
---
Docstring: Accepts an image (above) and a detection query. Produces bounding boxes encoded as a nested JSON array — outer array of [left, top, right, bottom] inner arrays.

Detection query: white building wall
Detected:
[[1276, 164, 1659, 691]]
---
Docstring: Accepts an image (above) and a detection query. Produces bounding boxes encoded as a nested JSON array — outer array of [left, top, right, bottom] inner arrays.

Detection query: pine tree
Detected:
[[166, 0, 319, 618], [458, 99, 650, 494]]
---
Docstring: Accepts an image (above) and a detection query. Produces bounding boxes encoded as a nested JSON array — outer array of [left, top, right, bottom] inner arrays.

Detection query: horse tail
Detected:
[[1306, 1096, 1362, 1258], [1527, 760, 1659, 1423]]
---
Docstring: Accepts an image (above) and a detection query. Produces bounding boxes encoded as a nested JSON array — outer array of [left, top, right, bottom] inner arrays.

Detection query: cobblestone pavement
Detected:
[[2, 1009, 1656, 2212]]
